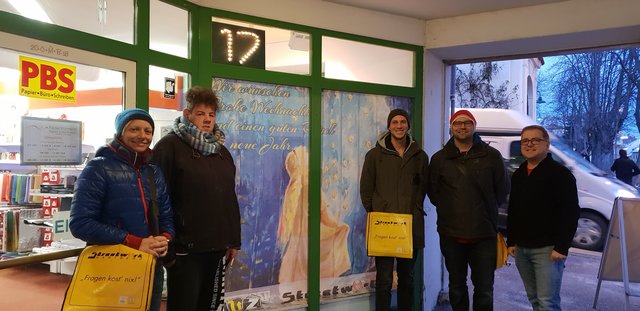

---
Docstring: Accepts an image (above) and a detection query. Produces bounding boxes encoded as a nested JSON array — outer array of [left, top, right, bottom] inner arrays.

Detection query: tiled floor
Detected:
[[3, 249, 638, 310], [0, 263, 71, 310], [0, 263, 167, 311]]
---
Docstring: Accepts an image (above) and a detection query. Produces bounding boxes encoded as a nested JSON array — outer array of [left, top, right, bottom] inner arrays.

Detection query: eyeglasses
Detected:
[[452, 120, 474, 128], [520, 138, 547, 145]]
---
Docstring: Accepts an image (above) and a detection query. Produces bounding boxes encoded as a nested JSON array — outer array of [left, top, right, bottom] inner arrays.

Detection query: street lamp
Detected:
[[536, 91, 546, 104]]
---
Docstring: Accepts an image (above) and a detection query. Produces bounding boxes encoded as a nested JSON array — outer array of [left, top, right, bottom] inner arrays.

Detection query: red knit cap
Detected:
[[450, 109, 477, 126]]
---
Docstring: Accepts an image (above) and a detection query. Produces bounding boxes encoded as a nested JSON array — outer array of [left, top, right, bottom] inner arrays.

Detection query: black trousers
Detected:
[[440, 236, 496, 311], [375, 252, 418, 311], [166, 250, 226, 311]]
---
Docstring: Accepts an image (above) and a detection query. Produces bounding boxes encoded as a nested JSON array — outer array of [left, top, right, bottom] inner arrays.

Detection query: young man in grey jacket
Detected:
[[360, 108, 429, 311], [428, 109, 509, 311]]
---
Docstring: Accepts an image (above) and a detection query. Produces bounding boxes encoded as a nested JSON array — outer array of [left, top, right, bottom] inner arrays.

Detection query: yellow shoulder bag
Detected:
[[62, 244, 156, 311], [496, 232, 508, 269], [366, 211, 413, 259]]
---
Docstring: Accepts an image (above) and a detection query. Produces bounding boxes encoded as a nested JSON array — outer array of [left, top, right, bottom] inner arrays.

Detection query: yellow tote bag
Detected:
[[366, 212, 413, 259], [496, 232, 508, 269], [62, 244, 156, 311]]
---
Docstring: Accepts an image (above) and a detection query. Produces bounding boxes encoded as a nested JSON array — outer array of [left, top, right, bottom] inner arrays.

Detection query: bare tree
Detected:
[[455, 62, 519, 108], [625, 49, 640, 150], [543, 50, 637, 169]]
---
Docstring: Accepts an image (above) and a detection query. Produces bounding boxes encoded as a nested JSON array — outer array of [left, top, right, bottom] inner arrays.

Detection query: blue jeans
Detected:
[[440, 236, 496, 311], [150, 262, 165, 311], [375, 252, 418, 311], [515, 246, 565, 311]]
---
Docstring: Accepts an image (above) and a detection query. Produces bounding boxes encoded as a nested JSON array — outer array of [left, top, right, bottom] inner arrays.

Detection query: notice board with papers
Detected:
[[20, 116, 82, 165]]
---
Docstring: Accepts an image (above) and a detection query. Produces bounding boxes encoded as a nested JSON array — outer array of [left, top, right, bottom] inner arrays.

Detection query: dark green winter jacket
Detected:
[[360, 131, 429, 249]]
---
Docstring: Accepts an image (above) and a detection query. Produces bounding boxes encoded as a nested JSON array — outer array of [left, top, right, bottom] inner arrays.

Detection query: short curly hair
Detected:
[[186, 86, 219, 111]]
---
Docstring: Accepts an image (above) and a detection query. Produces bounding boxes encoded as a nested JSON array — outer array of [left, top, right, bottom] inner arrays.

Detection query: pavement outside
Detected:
[[433, 248, 640, 311]]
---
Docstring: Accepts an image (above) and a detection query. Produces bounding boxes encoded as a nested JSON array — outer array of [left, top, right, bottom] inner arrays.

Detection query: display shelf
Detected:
[[29, 190, 73, 198], [0, 144, 20, 153], [0, 162, 37, 173], [0, 247, 83, 270], [0, 239, 85, 272]]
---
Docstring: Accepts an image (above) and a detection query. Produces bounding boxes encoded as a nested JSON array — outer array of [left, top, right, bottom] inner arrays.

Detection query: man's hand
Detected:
[[508, 246, 516, 257], [550, 250, 566, 261]]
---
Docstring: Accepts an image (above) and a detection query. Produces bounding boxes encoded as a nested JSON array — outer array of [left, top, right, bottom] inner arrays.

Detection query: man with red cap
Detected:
[[427, 109, 509, 311], [360, 108, 429, 311]]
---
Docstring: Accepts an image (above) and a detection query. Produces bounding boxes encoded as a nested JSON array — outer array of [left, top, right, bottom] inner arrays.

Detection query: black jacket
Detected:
[[360, 132, 429, 248], [151, 133, 241, 253], [507, 153, 579, 255], [428, 133, 509, 240], [610, 156, 640, 184]]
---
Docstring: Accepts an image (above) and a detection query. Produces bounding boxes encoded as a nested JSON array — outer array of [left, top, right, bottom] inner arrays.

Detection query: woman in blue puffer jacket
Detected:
[[70, 108, 174, 311]]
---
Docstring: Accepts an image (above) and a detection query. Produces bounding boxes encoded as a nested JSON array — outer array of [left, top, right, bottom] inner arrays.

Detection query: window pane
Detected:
[[0, 0, 134, 44], [320, 90, 411, 302], [150, 0, 188, 58], [213, 78, 309, 307], [0, 46, 124, 171], [148, 65, 189, 145], [322, 37, 414, 87], [212, 17, 310, 75]]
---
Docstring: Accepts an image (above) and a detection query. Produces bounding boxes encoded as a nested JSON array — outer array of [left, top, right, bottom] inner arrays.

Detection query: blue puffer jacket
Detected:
[[70, 139, 174, 246]]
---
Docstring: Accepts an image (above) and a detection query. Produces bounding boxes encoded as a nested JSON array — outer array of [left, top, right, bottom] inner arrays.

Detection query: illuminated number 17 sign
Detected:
[[212, 22, 266, 69]]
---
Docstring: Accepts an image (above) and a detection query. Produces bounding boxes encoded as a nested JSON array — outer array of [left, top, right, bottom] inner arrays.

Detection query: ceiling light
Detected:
[[8, 0, 53, 24]]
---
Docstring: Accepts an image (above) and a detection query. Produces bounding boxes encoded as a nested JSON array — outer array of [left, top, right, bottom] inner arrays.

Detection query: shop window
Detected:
[[0, 47, 124, 158], [150, 0, 189, 58], [0, 0, 135, 44], [320, 90, 411, 302], [147, 65, 189, 145], [213, 77, 309, 307], [322, 36, 414, 87], [212, 17, 310, 75]]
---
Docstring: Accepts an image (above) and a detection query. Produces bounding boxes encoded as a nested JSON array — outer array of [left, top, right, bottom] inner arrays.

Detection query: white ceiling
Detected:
[[2, 0, 637, 64], [323, 0, 568, 20]]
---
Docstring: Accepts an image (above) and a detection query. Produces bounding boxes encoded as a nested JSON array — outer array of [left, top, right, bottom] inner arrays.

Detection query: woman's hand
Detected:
[[139, 235, 169, 257], [226, 248, 238, 268]]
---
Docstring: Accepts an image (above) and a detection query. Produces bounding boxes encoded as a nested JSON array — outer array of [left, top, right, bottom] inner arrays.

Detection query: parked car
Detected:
[[463, 108, 638, 251]]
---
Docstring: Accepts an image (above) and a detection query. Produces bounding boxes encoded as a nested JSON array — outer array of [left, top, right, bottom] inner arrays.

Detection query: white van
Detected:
[[460, 108, 638, 251]]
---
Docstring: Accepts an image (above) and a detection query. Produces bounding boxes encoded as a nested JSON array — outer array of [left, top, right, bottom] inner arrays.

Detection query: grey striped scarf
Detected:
[[171, 116, 225, 156]]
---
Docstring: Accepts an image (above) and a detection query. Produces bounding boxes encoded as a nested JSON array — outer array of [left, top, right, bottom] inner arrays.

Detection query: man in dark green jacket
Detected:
[[360, 108, 429, 311], [428, 109, 509, 311]]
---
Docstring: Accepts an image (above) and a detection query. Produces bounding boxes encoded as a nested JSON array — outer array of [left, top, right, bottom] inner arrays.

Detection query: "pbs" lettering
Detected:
[[21, 60, 74, 93]]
